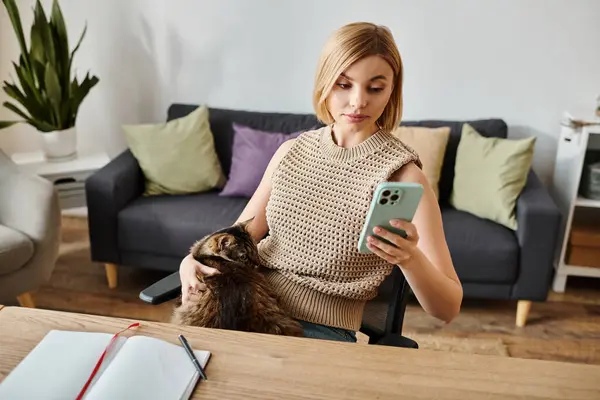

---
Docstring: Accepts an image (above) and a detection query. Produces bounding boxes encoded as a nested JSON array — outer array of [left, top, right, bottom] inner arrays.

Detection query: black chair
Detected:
[[139, 266, 418, 348]]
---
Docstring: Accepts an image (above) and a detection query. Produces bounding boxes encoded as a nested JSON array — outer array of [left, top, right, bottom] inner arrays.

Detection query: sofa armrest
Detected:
[[512, 170, 561, 300], [85, 149, 144, 264]]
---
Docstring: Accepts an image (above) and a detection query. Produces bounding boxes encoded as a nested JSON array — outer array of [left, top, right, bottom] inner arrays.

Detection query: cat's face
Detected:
[[191, 218, 259, 268]]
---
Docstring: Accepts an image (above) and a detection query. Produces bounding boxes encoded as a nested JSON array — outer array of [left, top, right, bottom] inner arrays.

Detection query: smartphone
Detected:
[[357, 182, 424, 254]]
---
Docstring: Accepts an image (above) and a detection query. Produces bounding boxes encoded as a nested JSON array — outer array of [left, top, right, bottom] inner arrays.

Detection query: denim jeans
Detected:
[[298, 320, 357, 343]]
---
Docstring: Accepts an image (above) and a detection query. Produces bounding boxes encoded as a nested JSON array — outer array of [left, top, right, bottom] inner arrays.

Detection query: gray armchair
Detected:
[[0, 149, 61, 307]]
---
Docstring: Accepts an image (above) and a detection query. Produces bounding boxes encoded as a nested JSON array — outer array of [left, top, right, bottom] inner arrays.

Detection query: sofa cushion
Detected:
[[0, 224, 34, 275], [391, 126, 450, 199], [167, 104, 323, 177], [117, 191, 248, 258], [219, 123, 304, 198], [450, 123, 535, 230], [123, 105, 226, 196], [401, 119, 507, 204], [441, 206, 519, 284]]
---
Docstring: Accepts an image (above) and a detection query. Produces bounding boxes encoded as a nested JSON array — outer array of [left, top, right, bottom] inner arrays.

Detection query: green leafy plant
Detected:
[[0, 0, 99, 132]]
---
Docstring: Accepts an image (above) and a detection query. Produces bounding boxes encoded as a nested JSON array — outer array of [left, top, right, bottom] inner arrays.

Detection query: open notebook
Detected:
[[0, 329, 211, 400]]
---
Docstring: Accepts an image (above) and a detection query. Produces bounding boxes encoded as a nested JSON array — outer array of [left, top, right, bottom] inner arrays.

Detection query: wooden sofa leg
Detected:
[[17, 292, 35, 308], [105, 263, 118, 289], [516, 300, 532, 327]]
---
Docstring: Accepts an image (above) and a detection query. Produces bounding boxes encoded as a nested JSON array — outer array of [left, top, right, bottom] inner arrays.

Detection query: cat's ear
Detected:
[[218, 235, 232, 250], [236, 216, 255, 230]]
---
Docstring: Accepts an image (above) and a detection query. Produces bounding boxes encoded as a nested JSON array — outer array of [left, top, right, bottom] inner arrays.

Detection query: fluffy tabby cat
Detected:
[[171, 218, 304, 337]]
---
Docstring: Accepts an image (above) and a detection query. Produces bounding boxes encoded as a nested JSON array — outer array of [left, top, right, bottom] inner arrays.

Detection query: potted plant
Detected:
[[0, 0, 99, 161]]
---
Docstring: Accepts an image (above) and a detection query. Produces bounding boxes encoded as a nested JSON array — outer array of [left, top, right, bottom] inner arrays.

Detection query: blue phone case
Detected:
[[357, 182, 424, 254]]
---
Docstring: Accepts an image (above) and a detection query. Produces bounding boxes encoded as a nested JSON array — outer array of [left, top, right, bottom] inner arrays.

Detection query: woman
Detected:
[[179, 22, 463, 342]]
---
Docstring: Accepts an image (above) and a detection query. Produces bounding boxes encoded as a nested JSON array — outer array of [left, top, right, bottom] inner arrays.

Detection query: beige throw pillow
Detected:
[[392, 126, 451, 198], [123, 105, 226, 196], [450, 123, 536, 230]]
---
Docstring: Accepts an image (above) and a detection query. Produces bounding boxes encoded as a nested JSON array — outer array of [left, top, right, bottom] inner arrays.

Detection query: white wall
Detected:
[[1, 0, 599, 184]]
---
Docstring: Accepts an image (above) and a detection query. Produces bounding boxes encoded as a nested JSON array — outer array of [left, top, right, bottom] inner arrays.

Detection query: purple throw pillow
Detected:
[[219, 123, 304, 198]]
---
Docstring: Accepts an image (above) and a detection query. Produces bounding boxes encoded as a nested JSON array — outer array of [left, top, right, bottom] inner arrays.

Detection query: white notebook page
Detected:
[[0, 330, 127, 400], [85, 335, 210, 400]]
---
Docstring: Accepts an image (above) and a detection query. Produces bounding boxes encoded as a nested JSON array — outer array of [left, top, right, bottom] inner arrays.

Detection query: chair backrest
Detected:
[[360, 267, 410, 341], [383, 267, 410, 335]]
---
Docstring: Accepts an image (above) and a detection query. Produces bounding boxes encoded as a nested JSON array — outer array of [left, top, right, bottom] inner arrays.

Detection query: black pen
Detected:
[[178, 334, 208, 380]]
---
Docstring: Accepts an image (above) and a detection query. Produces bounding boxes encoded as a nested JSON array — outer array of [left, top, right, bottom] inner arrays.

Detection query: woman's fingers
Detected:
[[189, 277, 204, 292], [390, 219, 419, 243], [182, 288, 191, 305], [179, 253, 220, 305], [181, 274, 198, 304], [367, 241, 409, 264], [367, 242, 396, 264], [372, 226, 412, 248], [197, 263, 220, 277], [367, 236, 410, 261]]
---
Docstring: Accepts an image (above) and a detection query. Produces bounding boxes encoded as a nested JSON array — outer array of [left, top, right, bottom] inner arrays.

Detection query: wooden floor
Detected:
[[7, 217, 600, 365]]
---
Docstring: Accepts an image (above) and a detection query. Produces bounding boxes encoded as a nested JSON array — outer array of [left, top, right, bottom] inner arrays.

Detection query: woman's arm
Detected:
[[370, 162, 462, 323]]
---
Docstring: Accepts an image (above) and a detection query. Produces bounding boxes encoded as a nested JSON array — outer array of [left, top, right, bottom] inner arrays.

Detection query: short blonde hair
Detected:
[[313, 22, 403, 132]]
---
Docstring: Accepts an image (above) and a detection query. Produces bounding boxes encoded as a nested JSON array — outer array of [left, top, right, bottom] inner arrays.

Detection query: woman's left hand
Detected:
[[367, 219, 421, 267]]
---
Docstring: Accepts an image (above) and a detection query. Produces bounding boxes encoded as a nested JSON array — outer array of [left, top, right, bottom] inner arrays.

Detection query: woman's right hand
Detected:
[[179, 253, 219, 304]]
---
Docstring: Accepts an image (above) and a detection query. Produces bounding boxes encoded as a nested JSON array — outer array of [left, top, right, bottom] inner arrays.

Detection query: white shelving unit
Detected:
[[11, 150, 109, 214], [575, 196, 600, 208], [551, 117, 600, 292]]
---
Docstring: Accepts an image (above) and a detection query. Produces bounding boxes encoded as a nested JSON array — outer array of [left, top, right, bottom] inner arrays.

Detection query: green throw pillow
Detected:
[[450, 123, 536, 230], [123, 105, 226, 196]]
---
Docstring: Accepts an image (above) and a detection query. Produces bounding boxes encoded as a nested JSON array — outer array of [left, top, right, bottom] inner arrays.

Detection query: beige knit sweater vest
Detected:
[[258, 125, 422, 331]]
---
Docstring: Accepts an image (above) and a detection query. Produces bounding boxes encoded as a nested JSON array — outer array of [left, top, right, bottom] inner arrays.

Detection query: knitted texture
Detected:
[[258, 125, 422, 331]]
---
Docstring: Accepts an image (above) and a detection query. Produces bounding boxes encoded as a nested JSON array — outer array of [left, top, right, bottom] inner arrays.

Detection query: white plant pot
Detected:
[[40, 127, 77, 162]]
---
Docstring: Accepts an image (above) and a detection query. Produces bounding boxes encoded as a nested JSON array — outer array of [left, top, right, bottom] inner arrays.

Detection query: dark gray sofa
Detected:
[[85, 103, 561, 327]]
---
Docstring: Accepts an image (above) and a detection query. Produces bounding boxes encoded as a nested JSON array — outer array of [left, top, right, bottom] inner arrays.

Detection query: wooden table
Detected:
[[0, 306, 599, 399]]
